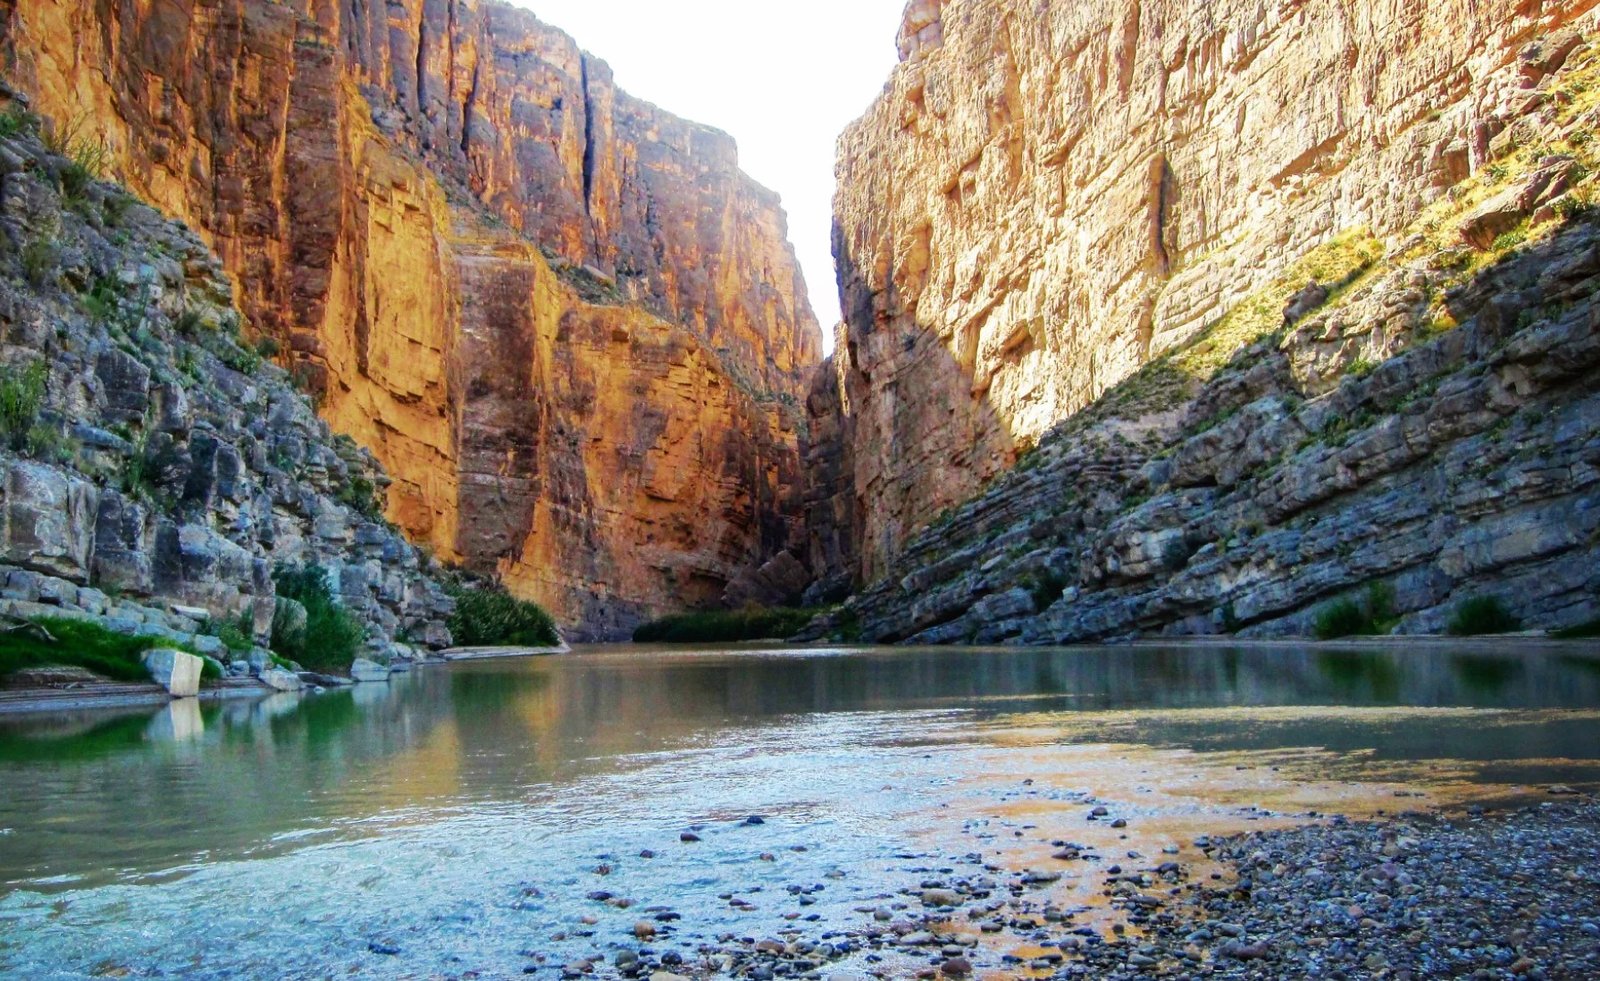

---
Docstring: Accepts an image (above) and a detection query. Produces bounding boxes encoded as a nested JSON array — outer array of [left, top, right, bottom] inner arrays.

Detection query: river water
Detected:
[[2, 642, 1599, 979]]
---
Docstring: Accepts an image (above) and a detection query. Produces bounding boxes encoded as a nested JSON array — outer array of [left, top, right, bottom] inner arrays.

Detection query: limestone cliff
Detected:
[[0, 117, 455, 664], [801, 27, 1600, 644], [818, 0, 1599, 585], [0, 0, 821, 638]]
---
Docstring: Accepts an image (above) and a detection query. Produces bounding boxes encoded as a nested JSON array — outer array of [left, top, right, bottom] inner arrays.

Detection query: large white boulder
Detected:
[[142, 648, 203, 698], [349, 658, 391, 683]]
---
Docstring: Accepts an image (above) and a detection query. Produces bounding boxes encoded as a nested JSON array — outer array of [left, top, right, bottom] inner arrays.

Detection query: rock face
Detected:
[[800, 33, 1600, 645], [0, 120, 455, 664], [0, 0, 821, 638], [817, 0, 1600, 585]]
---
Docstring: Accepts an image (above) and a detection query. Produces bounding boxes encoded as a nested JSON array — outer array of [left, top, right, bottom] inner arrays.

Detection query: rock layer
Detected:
[[0, 0, 820, 637], [800, 37, 1600, 644], [819, 0, 1600, 585]]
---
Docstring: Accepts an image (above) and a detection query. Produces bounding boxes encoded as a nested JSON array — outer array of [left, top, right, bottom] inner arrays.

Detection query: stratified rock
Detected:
[[815, 0, 1595, 584], [0, 0, 822, 639], [142, 649, 203, 699]]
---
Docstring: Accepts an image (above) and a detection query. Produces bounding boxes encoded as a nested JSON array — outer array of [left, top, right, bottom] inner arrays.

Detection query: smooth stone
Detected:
[[349, 657, 391, 683], [258, 667, 304, 692]]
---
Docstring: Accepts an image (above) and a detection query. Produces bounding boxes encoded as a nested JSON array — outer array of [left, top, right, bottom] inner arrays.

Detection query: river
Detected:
[[2, 642, 1599, 978]]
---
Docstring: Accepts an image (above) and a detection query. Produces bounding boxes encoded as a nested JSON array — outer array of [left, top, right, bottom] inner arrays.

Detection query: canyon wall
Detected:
[[0, 0, 821, 638], [818, 0, 1600, 585]]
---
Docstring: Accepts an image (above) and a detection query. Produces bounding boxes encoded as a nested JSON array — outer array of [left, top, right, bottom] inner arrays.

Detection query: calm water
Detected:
[[2, 643, 1599, 978]]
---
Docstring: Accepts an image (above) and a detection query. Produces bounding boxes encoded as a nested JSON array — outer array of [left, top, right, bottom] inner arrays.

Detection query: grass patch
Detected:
[[0, 617, 216, 682], [447, 584, 561, 648], [271, 564, 366, 672], [633, 607, 818, 644], [1313, 582, 1400, 640], [1447, 596, 1523, 636]]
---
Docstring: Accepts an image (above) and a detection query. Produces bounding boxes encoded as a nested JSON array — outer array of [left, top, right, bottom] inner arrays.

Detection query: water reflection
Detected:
[[0, 643, 1596, 892]]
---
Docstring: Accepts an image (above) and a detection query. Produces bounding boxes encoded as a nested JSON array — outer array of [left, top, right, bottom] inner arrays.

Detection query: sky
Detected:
[[508, 0, 908, 349]]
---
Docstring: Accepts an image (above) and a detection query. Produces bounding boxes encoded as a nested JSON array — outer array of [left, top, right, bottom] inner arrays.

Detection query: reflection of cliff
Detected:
[[816, 0, 1600, 583], [0, 0, 820, 638]]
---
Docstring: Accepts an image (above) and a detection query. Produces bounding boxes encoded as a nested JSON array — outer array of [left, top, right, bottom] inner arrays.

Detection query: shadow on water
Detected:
[[0, 642, 1598, 890]]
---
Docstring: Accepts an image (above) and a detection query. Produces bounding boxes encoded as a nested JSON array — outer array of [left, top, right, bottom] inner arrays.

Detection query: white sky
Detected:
[[506, 0, 908, 351]]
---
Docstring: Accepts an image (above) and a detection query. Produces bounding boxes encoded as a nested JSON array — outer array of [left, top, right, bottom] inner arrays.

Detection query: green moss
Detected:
[[1447, 596, 1523, 636], [447, 585, 560, 648], [632, 607, 818, 644], [0, 617, 213, 682]]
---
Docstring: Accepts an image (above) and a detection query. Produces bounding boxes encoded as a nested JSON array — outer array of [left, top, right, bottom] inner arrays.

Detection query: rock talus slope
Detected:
[[0, 0, 821, 638], [817, 0, 1600, 585]]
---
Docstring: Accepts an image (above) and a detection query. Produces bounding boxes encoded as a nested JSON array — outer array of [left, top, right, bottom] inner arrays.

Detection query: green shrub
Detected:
[[0, 104, 38, 138], [271, 564, 366, 672], [633, 606, 816, 644], [81, 276, 120, 321], [20, 236, 57, 287], [173, 309, 205, 338], [0, 617, 214, 682], [1313, 582, 1400, 640], [1553, 617, 1600, 640], [1447, 596, 1522, 636], [335, 474, 384, 521], [214, 611, 256, 654], [448, 585, 560, 648], [0, 360, 47, 450], [1492, 229, 1528, 252]]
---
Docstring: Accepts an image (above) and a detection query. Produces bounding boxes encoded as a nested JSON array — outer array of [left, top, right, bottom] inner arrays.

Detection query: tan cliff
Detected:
[[815, 0, 1600, 586], [0, 0, 822, 637]]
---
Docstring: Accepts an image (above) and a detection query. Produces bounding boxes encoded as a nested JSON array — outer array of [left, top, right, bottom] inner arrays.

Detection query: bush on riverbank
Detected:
[[271, 564, 365, 672], [0, 617, 218, 682], [1313, 582, 1400, 640], [1448, 596, 1523, 636], [633, 606, 818, 644], [447, 584, 560, 648], [1554, 616, 1600, 639]]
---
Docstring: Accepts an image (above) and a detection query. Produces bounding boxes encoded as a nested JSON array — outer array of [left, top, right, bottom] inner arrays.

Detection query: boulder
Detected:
[[349, 657, 391, 683], [258, 667, 304, 692], [142, 648, 203, 698], [2, 461, 99, 583]]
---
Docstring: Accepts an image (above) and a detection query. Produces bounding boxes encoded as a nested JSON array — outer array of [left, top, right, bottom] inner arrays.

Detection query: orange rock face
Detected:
[[816, 0, 1599, 585], [0, 0, 820, 637]]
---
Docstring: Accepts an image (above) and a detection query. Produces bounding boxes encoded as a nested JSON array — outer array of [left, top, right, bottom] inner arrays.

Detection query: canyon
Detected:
[[0, 0, 821, 640]]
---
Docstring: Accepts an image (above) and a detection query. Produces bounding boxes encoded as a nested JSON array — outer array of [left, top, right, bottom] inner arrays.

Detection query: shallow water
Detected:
[[1, 642, 1598, 978]]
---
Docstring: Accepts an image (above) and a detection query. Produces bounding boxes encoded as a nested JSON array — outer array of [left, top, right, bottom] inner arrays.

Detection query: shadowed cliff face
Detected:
[[815, 0, 1600, 586], [0, 0, 821, 638]]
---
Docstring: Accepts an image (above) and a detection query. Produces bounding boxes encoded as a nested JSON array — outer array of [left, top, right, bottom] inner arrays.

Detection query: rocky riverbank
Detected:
[[547, 797, 1600, 980]]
